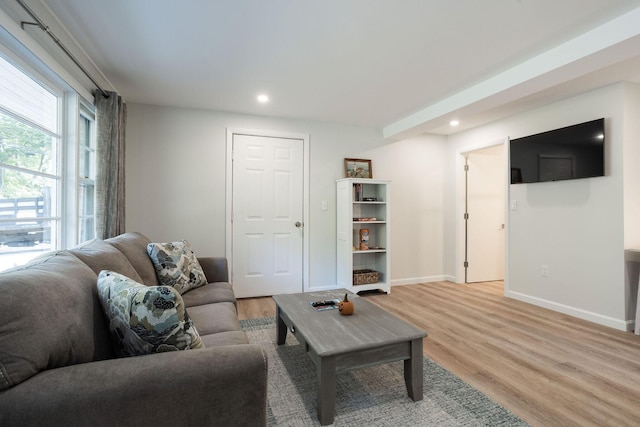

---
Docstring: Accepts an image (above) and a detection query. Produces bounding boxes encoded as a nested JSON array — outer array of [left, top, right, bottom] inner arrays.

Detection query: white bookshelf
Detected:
[[336, 178, 391, 293]]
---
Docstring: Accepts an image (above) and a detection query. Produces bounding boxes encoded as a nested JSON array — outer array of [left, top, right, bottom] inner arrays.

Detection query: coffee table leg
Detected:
[[276, 306, 287, 345], [404, 338, 424, 401], [317, 356, 337, 425]]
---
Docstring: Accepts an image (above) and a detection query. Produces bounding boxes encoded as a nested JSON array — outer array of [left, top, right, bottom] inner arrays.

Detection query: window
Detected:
[[0, 51, 96, 271], [78, 107, 96, 242]]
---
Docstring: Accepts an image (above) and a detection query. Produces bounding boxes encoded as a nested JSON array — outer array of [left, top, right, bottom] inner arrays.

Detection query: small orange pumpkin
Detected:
[[338, 293, 354, 316]]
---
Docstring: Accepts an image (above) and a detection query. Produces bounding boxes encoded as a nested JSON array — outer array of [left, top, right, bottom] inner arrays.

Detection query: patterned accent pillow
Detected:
[[147, 240, 208, 294], [96, 270, 204, 357]]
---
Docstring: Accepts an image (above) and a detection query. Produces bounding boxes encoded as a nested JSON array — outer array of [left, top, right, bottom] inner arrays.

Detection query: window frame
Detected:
[[0, 42, 97, 270], [77, 102, 96, 242]]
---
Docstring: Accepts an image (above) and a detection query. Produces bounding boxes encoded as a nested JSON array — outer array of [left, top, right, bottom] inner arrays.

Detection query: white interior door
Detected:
[[466, 145, 505, 283], [231, 134, 304, 297]]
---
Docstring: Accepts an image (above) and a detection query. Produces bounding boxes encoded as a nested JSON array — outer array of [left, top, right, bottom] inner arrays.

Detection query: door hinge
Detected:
[[464, 261, 469, 268], [464, 164, 469, 172], [464, 213, 469, 220]]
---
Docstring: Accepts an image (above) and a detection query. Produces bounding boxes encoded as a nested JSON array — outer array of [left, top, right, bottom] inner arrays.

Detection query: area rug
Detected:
[[240, 317, 528, 426]]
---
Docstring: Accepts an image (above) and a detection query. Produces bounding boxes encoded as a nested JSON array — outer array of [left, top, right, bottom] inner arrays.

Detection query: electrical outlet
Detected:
[[541, 265, 550, 277]]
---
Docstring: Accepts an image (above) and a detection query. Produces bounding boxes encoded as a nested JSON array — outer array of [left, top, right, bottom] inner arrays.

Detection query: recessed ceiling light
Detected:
[[450, 120, 460, 127], [257, 94, 269, 103]]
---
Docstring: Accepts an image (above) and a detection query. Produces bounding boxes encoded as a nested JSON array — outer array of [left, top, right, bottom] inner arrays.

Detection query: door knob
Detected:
[[295, 221, 303, 228]]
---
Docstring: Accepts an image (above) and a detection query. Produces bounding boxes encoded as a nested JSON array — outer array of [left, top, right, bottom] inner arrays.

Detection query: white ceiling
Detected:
[[7, 0, 640, 137]]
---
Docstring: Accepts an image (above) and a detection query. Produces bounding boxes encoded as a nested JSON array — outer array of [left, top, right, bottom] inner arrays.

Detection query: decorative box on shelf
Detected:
[[353, 269, 380, 285]]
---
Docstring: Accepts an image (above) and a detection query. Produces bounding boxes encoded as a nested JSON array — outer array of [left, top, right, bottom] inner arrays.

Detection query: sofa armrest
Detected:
[[198, 256, 229, 283], [0, 344, 267, 427]]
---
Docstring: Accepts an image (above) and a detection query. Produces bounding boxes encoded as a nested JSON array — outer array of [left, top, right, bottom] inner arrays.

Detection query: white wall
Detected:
[[445, 83, 634, 330], [126, 103, 446, 289], [363, 135, 446, 285]]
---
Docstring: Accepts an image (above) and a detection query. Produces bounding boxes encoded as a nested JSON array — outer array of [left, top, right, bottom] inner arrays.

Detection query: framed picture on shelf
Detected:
[[344, 158, 372, 178]]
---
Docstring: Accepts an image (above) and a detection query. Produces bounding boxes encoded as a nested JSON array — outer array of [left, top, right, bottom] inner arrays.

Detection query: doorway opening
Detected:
[[461, 144, 506, 284]]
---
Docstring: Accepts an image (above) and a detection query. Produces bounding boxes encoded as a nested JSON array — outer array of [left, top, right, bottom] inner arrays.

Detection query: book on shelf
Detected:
[[353, 217, 377, 221]]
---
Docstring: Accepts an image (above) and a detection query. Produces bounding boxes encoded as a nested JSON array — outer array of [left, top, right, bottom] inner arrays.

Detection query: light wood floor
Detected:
[[237, 281, 640, 427]]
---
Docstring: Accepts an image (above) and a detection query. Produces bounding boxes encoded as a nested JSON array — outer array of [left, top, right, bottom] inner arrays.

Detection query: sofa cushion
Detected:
[[197, 256, 229, 283], [105, 232, 160, 286], [181, 282, 236, 307], [97, 270, 204, 357], [186, 302, 241, 335], [147, 240, 207, 294], [0, 251, 112, 391], [69, 238, 143, 283]]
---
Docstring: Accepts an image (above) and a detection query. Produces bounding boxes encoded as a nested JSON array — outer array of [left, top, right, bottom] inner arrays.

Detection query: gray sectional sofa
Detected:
[[0, 232, 267, 426]]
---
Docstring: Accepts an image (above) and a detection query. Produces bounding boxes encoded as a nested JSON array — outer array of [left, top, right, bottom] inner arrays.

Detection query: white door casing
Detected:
[[227, 131, 307, 297]]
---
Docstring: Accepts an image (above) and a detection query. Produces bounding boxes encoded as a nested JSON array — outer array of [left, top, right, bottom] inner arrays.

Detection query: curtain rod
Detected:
[[15, 0, 109, 98]]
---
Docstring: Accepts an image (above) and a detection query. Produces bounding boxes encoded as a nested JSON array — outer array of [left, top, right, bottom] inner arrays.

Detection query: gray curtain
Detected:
[[95, 91, 127, 239]]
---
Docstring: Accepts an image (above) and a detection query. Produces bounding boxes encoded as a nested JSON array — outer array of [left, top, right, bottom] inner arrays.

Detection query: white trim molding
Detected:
[[391, 276, 448, 286], [506, 290, 633, 332]]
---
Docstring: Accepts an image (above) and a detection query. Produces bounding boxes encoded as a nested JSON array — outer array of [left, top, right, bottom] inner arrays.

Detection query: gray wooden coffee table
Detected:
[[272, 289, 427, 425]]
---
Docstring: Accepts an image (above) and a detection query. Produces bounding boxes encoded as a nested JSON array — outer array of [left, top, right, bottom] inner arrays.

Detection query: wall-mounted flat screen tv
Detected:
[[510, 118, 605, 184]]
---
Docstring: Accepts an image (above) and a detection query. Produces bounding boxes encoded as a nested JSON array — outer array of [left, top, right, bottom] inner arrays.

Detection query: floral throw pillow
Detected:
[[96, 270, 204, 357], [147, 240, 207, 294]]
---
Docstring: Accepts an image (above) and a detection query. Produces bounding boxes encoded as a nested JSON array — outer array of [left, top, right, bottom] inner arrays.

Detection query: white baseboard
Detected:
[[391, 275, 447, 286], [506, 290, 633, 332], [305, 284, 343, 292]]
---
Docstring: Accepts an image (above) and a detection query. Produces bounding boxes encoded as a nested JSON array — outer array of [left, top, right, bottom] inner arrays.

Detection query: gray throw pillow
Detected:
[[147, 240, 207, 294], [96, 270, 204, 357]]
